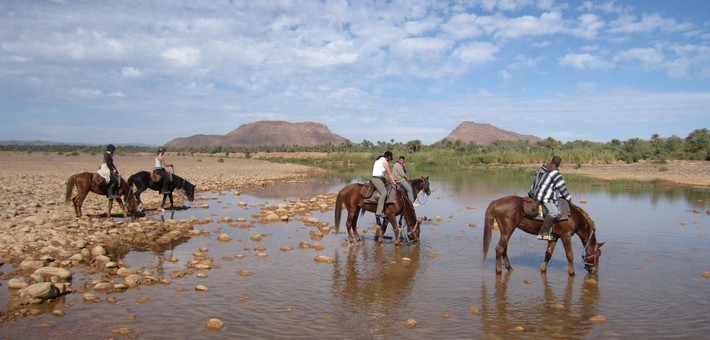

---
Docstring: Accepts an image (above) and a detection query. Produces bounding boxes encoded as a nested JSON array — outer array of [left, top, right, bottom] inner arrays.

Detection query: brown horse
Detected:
[[65, 172, 137, 218], [334, 178, 427, 246], [483, 195, 603, 276]]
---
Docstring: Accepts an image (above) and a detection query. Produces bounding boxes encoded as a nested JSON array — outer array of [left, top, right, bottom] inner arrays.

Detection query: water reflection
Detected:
[[331, 244, 421, 337], [480, 272, 600, 338]]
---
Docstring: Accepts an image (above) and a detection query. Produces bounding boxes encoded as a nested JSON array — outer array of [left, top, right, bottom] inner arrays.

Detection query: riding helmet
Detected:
[[106, 144, 116, 152]]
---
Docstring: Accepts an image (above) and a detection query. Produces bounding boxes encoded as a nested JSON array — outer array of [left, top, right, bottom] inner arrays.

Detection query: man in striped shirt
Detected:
[[529, 156, 572, 240]]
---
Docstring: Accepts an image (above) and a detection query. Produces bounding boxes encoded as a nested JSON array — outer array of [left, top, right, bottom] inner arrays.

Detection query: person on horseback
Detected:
[[371, 151, 397, 217], [393, 155, 417, 207], [154, 146, 173, 194], [102, 144, 119, 200], [529, 155, 572, 240]]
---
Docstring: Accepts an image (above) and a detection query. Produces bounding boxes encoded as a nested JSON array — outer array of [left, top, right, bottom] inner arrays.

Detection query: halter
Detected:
[[581, 228, 600, 274]]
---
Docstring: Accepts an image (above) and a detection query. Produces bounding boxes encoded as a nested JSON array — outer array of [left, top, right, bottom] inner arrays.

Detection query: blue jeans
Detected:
[[398, 180, 414, 203], [542, 201, 560, 218]]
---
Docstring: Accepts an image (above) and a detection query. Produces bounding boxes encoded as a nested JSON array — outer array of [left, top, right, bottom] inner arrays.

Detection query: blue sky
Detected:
[[1, 0, 708, 146]]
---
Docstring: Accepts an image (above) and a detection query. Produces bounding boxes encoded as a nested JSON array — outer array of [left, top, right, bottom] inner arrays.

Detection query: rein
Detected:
[[581, 228, 599, 273]]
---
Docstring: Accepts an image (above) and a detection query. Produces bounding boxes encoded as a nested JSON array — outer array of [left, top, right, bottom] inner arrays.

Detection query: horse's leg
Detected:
[[74, 192, 87, 217], [160, 194, 168, 211], [541, 239, 558, 272], [107, 199, 113, 218], [168, 193, 174, 209], [502, 243, 512, 271], [116, 197, 127, 218], [560, 236, 576, 276], [389, 213, 400, 247], [494, 234, 509, 274], [135, 187, 145, 211], [345, 209, 358, 245], [351, 209, 362, 245]]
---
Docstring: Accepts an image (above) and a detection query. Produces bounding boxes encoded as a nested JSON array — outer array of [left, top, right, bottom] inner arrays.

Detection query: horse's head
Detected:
[[583, 242, 604, 274], [183, 181, 195, 202], [420, 176, 431, 196], [123, 181, 138, 215], [406, 219, 422, 244]]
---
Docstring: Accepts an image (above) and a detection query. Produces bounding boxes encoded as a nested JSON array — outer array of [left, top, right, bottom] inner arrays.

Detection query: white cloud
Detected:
[[453, 42, 499, 64], [161, 47, 202, 67], [121, 67, 143, 78], [559, 53, 613, 69], [614, 47, 664, 69], [608, 13, 694, 34], [572, 13, 605, 39]]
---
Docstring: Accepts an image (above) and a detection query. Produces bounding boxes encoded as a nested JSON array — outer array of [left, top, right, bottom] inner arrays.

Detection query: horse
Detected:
[[334, 181, 422, 247], [127, 171, 196, 211], [409, 176, 432, 204], [65, 172, 137, 218], [483, 195, 604, 276]]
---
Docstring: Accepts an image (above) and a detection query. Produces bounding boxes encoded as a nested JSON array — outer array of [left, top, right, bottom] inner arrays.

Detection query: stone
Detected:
[[21, 282, 61, 301]]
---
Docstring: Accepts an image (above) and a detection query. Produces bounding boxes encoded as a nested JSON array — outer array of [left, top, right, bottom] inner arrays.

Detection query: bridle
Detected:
[[582, 229, 601, 274]]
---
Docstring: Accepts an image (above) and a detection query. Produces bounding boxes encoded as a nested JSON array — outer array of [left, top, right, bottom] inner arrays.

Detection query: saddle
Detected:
[[92, 173, 107, 187], [151, 171, 162, 184], [361, 181, 395, 205], [523, 197, 570, 221]]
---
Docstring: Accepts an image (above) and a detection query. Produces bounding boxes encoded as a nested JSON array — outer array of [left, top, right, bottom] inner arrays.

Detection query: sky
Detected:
[[1, 0, 709, 146]]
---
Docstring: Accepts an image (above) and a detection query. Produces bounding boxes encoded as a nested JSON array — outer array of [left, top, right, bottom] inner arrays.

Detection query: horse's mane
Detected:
[[570, 202, 595, 232]]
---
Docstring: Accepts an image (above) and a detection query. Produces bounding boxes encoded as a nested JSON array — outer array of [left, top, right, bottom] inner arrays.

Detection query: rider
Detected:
[[154, 146, 173, 194], [529, 155, 572, 240], [393, 155, 417, 207], [101, 144, 119, 200], [371, 151, 397, 217]]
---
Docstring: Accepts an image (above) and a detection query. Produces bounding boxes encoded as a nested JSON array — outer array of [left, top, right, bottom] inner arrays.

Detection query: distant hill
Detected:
[[440, 121, 542, 145], [164, 121, 348, 148], [0, 140, 71, 146]]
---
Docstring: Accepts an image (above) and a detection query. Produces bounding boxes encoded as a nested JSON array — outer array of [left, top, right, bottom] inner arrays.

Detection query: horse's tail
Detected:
[[483, 199, 497, 263], [65, 174, 77, 203], [334, 189, 343, 233]]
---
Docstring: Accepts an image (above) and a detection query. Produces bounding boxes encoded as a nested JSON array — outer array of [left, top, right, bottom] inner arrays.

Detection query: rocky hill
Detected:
[[164, 121, 347, 148], [441, 121, 541, 145]]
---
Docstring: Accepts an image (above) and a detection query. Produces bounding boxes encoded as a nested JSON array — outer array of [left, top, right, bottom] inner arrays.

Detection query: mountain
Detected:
[[440, 121, 542, 145], [164, 121, 348, 148]]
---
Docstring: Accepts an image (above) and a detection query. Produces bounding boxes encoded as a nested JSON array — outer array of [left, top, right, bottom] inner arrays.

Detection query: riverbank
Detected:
[[0, 151, 707, 321]]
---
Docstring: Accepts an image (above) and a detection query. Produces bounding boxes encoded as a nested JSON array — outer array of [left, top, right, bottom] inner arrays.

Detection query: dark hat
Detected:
[[106, 144, 116, 152]]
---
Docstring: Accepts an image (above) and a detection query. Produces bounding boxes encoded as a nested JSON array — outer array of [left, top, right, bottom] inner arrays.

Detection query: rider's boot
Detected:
[[162, 180, 171, 194], [107, 184, 116, 200], [537, 215, 555, 240]]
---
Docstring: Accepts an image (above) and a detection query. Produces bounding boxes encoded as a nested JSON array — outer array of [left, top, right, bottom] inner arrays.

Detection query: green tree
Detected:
[[685, 128, 710, 160]]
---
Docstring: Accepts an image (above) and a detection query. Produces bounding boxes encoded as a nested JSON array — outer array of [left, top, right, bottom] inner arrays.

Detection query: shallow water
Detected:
[[1, 170, 709, 338]]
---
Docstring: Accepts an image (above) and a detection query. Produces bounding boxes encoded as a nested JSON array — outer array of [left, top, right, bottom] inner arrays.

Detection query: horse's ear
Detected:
[[598, 242, 605, 248]]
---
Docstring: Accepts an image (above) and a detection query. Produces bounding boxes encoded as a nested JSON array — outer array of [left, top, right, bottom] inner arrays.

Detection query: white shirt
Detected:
[[371, 157, 388, 177]]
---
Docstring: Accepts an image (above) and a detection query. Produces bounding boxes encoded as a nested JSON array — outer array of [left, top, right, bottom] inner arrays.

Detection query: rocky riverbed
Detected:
[[0, 151, 321, 321]]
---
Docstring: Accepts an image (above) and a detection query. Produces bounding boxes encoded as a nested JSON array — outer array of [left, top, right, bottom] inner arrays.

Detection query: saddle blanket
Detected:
[[524, 197, 570, 221]]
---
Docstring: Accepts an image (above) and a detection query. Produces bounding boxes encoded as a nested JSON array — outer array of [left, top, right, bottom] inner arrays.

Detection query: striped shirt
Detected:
[[529, 164, 571, 203]]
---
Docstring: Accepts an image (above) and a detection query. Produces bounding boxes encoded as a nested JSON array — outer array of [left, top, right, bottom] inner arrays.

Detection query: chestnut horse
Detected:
[[65, 172, 136, 218], [483, 195, 603, 276], [334, 179, 425, 247]]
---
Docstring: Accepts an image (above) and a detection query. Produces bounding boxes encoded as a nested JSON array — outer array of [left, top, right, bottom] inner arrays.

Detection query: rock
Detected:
[[21, 282, 61, 301], [404, 319, 417, 328], [217, 234, 232, 242], [205, 318, 225, 330], [8, 278, 29, 289], [195, 285, 209, 291], [314, 255, 335, 263], [116, 267, 133, 276], [91, 245, 106, 256], [34, 266, 73, 281]]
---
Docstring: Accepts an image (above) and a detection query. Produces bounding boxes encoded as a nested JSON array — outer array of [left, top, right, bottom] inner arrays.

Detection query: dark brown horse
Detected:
[[483, 195, 603, 276], [334, 178, 427, 246], [65, 172, 137, 218]]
